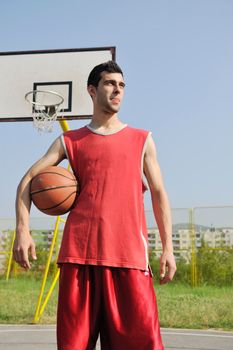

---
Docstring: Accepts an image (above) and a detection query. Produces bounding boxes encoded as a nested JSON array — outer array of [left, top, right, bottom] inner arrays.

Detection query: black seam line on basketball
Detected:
[[31, 185, 77, 195], [39, 191, 77, 210], [33, 171, 76, 181]]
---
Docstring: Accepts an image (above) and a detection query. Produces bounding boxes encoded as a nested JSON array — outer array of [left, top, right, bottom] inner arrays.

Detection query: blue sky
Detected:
[[0, 0, 233, 217]]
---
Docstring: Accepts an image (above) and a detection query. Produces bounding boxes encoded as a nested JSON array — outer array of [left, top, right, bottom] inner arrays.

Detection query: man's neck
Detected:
[[89, 113, 124, 131]]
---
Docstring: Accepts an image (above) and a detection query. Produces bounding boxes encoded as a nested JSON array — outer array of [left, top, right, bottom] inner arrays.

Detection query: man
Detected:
[[14, 61, 176, 349]]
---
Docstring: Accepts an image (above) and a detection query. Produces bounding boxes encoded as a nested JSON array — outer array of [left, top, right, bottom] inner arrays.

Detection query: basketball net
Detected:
[[25, 90, 64, 133]]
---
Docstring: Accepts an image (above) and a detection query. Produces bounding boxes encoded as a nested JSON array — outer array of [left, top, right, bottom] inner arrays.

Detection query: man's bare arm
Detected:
[[143, 134, 176, 284], [14, 137, 66, 270]]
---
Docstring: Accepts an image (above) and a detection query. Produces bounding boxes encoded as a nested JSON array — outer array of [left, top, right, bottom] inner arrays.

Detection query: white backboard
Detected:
[[0, 47, 115, 122]]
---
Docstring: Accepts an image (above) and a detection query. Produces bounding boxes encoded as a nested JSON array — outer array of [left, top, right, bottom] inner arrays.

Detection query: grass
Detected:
[[0, 274, 58, 324], [155, 282, 233, 330], [0, 275, 233, 330]]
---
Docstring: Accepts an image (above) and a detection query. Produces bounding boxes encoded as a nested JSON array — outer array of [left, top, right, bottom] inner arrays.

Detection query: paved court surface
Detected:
[[0, 325, 233, 349]]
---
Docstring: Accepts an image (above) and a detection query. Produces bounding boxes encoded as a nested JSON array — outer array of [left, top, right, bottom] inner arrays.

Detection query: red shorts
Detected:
[[57, 264, 164, 350]]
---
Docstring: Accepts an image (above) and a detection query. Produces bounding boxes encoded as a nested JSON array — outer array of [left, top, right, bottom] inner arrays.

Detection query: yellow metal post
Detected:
[[189, 208, 197, 287], [54, 218, 66, 272], [59, 120, 70, 132], [6, 230, 16, 281], [33, 216, 61, 323], [36, 269, 60, 320], [33, 120, 71, 323]]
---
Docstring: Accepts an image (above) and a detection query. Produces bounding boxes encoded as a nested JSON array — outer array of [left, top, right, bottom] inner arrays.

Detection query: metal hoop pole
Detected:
[[33, 120, 71, 323], [33, 216, 61, 323], [59, 120, 70, 132], [6, 230, 16, 281]]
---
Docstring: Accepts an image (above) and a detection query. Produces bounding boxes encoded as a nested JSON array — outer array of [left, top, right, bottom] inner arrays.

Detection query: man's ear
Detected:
[[87, 85, 96, 99]]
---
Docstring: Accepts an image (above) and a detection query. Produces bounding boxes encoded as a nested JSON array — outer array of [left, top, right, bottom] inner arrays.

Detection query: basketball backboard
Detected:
[[0, 47, 115, 122]]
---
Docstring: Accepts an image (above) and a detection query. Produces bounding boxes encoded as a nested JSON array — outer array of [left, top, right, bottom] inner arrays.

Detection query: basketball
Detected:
[[30, 166, 78, 216]]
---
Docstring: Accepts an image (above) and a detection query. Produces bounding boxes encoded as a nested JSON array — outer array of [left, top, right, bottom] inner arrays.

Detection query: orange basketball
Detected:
[[30, 166, 78, 216]]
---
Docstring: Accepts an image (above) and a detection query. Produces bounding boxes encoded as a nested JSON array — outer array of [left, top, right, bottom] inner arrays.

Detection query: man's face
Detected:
[[90, 72, 125, 114]]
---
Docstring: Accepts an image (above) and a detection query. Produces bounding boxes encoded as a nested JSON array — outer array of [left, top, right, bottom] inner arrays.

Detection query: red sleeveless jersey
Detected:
[[58, 125, 151, 271]]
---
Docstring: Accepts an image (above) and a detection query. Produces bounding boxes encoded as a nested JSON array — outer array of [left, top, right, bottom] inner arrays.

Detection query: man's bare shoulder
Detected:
[[126, 125, 151, 139], [63, 126, 89, 139]]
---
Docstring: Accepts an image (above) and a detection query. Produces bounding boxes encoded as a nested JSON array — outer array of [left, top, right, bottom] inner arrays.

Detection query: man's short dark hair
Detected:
[[87, 61, 123, 87]]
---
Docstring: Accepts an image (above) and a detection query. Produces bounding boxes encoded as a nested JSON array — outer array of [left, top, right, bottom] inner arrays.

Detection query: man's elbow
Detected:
[[150, 185, 168, 202]]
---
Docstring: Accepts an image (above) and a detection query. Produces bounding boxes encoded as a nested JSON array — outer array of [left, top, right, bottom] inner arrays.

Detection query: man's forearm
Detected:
[[15, 175, 32, 233], [151, 188, 173, 252], [14, 174, 37, 270]]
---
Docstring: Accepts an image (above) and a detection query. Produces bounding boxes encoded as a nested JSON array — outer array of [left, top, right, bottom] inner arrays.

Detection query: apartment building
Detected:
[[147, 225, 233, 261]]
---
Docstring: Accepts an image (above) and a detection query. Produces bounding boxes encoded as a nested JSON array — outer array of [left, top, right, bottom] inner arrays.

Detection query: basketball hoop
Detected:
[[25, 90, 64, 132]]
